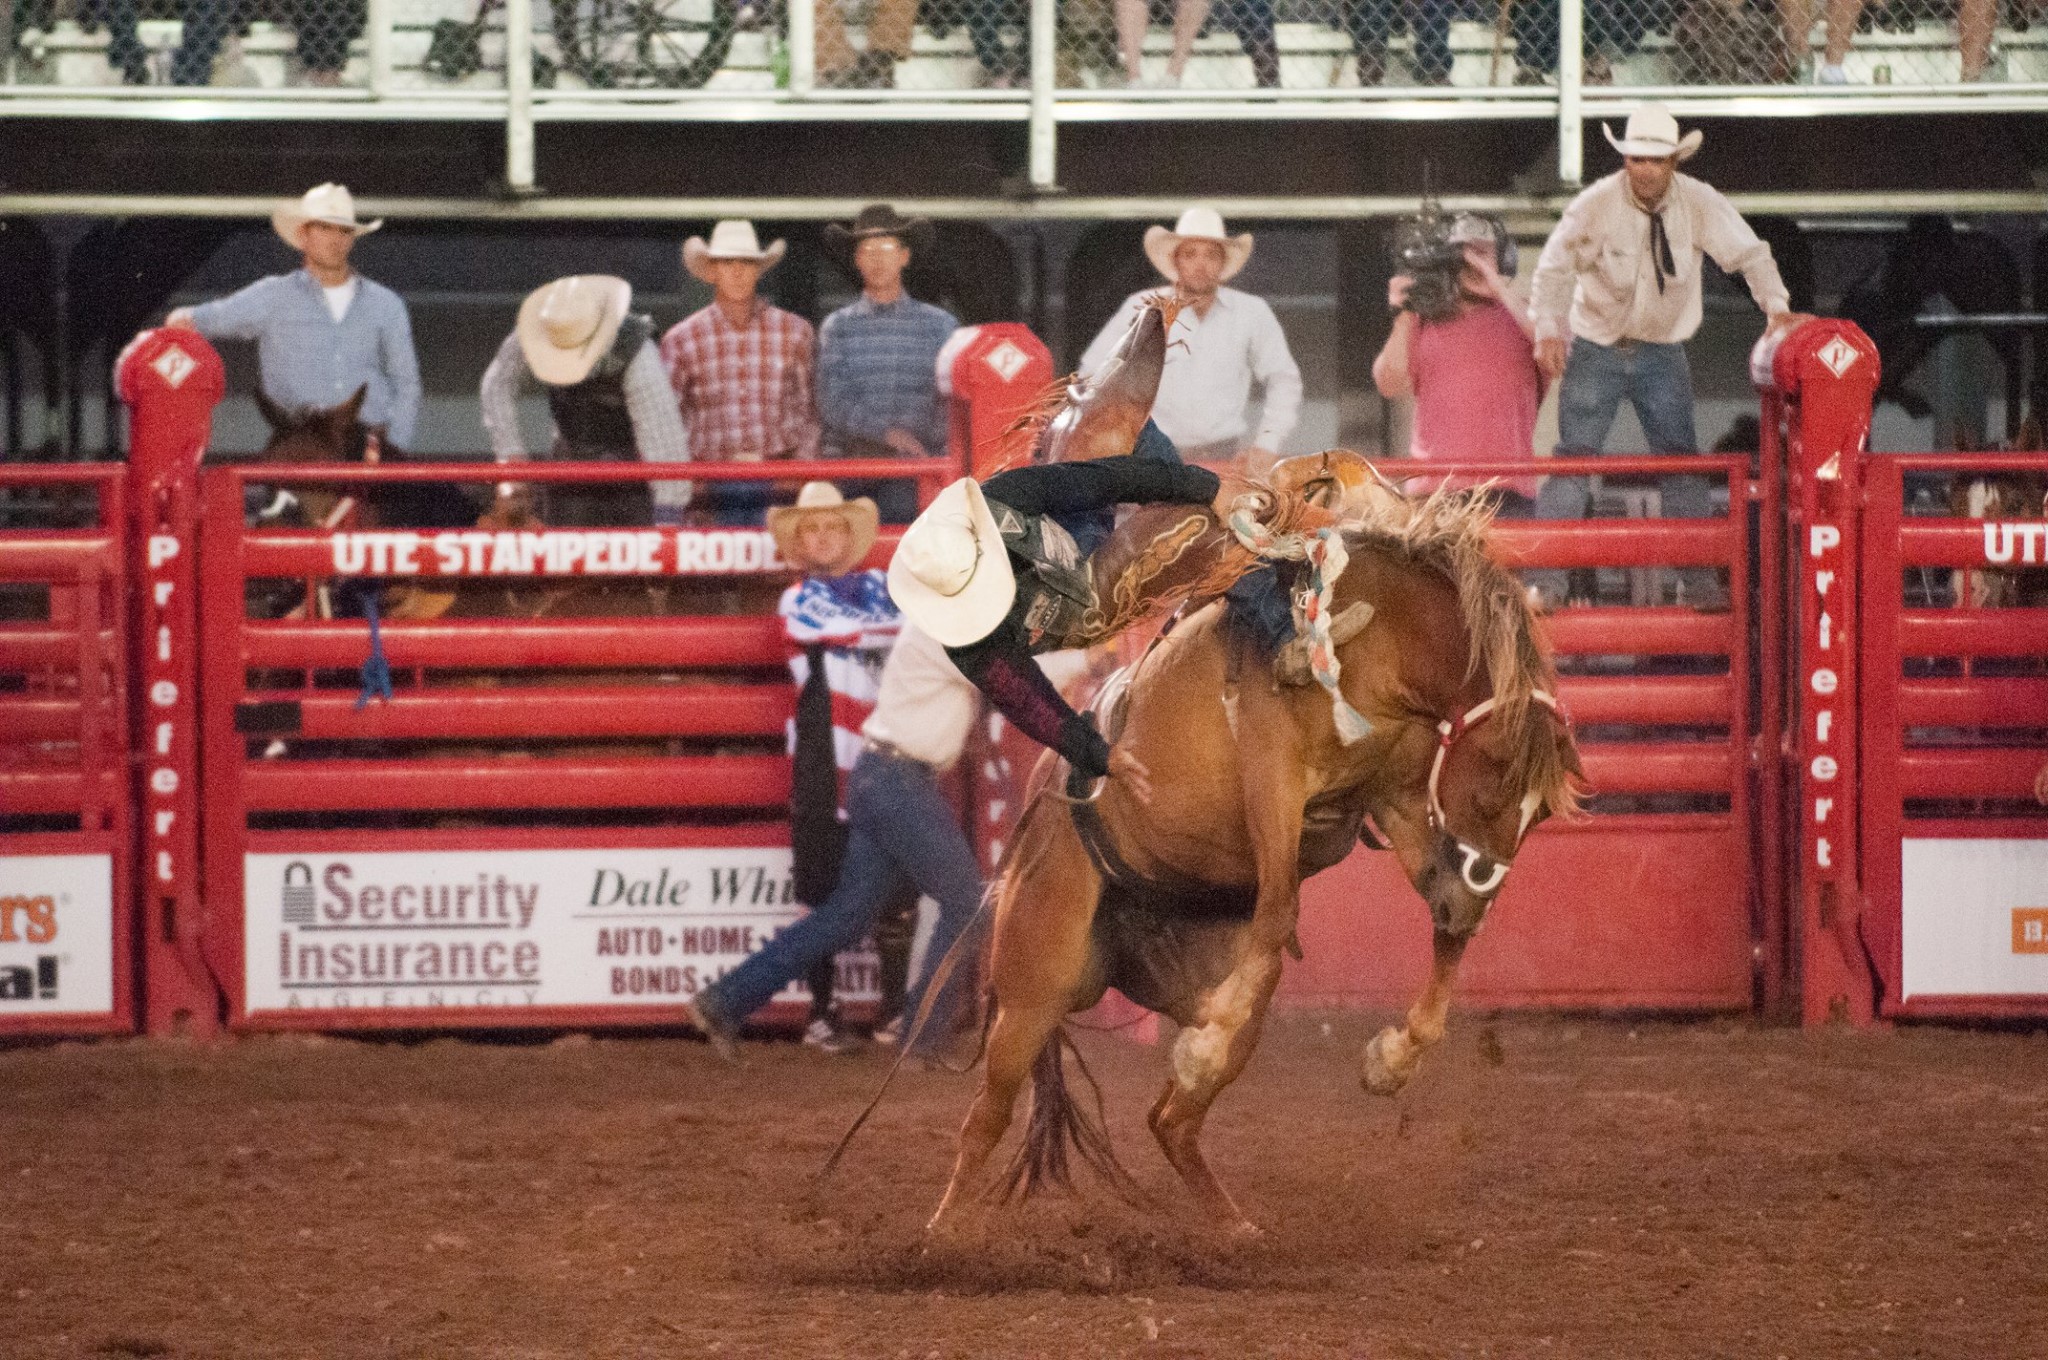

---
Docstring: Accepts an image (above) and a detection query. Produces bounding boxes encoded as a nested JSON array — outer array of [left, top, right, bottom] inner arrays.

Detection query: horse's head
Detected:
[[256, 385, 373, 464], [1399, 690, 1582, 936], [1338, 500, 1586, 937]]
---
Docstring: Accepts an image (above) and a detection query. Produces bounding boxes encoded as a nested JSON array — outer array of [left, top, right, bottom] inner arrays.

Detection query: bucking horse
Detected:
[[920, 301, 1586, 1236]]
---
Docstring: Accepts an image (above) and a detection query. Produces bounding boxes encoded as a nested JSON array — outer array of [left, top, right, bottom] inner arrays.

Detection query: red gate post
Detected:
[[1759, 319, 1884, 1024], [940, 323, 1056, 480], [116, 327, 228, 1036]]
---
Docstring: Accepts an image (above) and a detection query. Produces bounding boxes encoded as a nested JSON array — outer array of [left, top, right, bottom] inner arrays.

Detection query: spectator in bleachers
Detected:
[[1079, 206, 1301, 471], [818, 205, 959, 522], [817, 0, 915, 87], [1372, 213, 1544, 511], [1796, 0, 1996, 83], [478, 274, 691, 527], [661, 220, 819, 526], [1117, 0, 1279, 86], [171, 0, 363, 86], [1524, 107, 1800, 607], [1344, 0, 1452, 85], [769, 481, 913, 1055], [1506, 0, 1650, 85], [167, 183, 421, 451]]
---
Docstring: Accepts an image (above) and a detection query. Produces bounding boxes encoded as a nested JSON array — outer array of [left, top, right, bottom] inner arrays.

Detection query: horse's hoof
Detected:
[[1360, 1027, 1411, 1097]]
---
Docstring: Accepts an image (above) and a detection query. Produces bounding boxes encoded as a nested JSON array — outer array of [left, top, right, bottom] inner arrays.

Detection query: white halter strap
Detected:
[[1425, 689, 1567, 891]]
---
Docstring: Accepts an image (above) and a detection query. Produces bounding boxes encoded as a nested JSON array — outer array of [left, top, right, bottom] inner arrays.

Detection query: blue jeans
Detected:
[[1531, 337, 1716, 605], [697, 750, 983, 1051]]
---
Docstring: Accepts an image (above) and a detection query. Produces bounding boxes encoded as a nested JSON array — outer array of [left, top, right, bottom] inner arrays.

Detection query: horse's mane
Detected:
[[1343, 487, 1583, 818]]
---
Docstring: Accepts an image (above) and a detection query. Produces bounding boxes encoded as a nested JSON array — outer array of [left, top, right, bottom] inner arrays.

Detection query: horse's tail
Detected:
[[995, 1025, 1144, 1206]]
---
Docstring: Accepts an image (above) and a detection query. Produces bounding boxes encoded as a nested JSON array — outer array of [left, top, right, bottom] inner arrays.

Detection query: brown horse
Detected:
[[927, 488, 1583, 1235]]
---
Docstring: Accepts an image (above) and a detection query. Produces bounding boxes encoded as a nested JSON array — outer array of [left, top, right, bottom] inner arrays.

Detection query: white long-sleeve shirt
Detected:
[[860, 625, 1086, 773], [1079, 287, 1303, 453], [1530, 170, 1790, 348]]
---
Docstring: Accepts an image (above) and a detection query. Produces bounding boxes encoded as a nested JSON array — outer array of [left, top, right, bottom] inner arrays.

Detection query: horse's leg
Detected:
[[1361, 926, 1471, 1096], [927, 806, 1102, 1233], [1148, 944, 1283, 1234], [927, 994, 1069, 1232]]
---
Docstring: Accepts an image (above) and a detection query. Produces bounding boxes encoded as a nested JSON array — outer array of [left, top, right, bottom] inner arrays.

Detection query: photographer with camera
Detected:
[[1372, 213, 1543, 513]]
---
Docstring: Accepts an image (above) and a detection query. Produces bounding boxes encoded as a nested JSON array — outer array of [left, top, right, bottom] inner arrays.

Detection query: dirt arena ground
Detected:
[[2, 1013, 2044, 1360]]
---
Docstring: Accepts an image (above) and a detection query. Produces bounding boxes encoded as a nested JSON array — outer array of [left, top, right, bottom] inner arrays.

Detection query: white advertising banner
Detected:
[[244, 847, 877, 1016], [1901, 839, 2048, 999], [0, 854, 115, 1016]]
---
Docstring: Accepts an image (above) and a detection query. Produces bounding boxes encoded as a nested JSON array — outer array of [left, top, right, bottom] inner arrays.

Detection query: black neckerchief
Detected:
[[1629, 183, 1678, 295]]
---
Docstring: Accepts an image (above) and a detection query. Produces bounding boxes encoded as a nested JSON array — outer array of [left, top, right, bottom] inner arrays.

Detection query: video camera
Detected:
[[1390, 207, 1517, 323]]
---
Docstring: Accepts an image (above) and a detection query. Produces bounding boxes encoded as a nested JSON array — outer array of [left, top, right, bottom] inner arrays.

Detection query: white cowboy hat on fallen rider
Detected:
[[768, 481, 881, 569], [1143, 206, 1256, 285], [887, 478, 1016, 648], [682, 219, 789, 284], [1602, 104, 1703, 161], [272, 183, 383, 250], [515, 275, 632, 387]]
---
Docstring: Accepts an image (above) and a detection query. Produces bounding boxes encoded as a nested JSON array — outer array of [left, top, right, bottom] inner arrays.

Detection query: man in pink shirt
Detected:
[[1371, 214, 1545, 512]]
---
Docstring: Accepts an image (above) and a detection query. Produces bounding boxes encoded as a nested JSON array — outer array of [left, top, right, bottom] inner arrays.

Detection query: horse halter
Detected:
[[1425, 689, 1566, 898]]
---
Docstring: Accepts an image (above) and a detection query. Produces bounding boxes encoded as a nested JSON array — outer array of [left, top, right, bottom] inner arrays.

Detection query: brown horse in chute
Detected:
[[921, 300, 1584, 1236]]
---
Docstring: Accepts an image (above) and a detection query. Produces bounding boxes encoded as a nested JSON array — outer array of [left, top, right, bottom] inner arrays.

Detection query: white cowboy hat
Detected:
[[1602, 104, 1703, 161], [1143, 206, 1255, 285], [516, 275, 632, 387], [767, 481, 880, 569], [887, 478, 1016, 648], [682, 220, 788, 284], [271, 183, 383, 250]]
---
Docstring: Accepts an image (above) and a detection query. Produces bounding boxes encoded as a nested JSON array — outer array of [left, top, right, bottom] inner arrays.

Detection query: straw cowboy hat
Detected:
[[1602, 104, 1703, 161], [1144, 206, 1255, 285], [887, 478, 1015, 647], [516, 275, 632, 387], [682, 220, 788, 284], [824, 203, 936, 258], [272, 183, 382, 250], [768, 481, 880, 568]]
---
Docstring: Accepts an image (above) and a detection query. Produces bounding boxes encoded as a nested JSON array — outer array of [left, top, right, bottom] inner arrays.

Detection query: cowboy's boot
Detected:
[[1276, 602, 1376, 687]]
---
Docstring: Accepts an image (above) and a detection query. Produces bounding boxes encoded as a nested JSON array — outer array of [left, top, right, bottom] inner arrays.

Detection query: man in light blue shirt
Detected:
[[169, 184, 422, 450]]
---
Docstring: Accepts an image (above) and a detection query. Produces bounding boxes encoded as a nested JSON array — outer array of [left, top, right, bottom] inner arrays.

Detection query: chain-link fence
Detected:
[[1588, 0, 2046, 87], [5, 0, 2044, 90]]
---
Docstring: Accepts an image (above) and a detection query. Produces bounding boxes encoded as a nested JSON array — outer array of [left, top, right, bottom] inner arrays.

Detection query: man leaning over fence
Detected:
[[167, 183, 420, 453], [479, 275, 691, 528], [661, 221, 819, 527], [1526, 106, 1806, 609]]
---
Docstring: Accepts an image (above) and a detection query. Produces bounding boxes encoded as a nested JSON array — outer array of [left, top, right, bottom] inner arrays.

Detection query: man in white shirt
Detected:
[[1528, 105, 1805, 605], [1079, 207, 1303, 472], [690, 624, 1072, 1064]]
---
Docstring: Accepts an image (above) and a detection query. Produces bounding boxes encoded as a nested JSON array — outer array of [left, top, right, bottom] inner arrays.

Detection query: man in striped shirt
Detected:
[[661, 220, 819, 526], [818, 205, 960, 523]]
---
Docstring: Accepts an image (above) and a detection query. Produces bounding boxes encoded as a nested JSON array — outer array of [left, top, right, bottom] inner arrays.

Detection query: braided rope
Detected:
[[1226, 502, 1372, 744]]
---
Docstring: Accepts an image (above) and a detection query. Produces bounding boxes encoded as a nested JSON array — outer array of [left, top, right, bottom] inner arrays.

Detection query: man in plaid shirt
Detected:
[[661, 220, 820, 525], [818, 205, 960, 523]]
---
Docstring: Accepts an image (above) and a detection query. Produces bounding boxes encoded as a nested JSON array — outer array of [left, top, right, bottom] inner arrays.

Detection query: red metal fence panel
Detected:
[[0, 466, 136, 1037], [193, 460, 956, 1033]]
